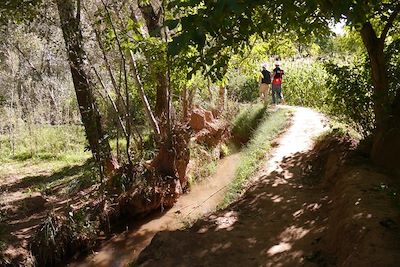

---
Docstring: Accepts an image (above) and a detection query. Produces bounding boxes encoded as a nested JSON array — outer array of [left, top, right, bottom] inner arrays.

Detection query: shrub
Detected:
[[282, 59, 329, 109], [227, 73, 259, 102], [324, 60, 374, 137]]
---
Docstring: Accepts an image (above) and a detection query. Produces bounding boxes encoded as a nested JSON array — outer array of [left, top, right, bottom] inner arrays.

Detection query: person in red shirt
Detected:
[[271, 62, 285, 105]]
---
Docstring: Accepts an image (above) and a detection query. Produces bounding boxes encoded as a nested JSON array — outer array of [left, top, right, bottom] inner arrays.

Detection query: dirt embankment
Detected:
[[135, 108, 400, 267], [0, 106, 231, 267]]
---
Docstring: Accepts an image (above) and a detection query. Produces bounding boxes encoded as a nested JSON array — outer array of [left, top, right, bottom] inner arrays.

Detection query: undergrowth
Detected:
[[222, 108, 291, 207], [0, 124, 89, 163], [187, 143, 220, 186]]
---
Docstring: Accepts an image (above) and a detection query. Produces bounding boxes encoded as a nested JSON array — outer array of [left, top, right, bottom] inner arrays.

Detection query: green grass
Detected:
[[231, 103, 267, 144], [187, 143, 220, 185], [31, 160, 99, 195], [221, 108, 291, 207], [0, 124, 89, 163]]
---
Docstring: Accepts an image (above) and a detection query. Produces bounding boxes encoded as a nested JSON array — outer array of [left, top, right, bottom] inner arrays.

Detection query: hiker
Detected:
[[271, 62, 285, 105], [259, 63, 271, 104]]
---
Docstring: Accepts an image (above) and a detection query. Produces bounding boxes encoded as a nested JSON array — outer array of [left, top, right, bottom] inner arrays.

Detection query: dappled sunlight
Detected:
[[271, 177, 289, 187], [271, 195, 284, 203], [353, 213, 373, 220], [293, 209, 304, 218], [211, 241, 232, 252], [279, 226, 310, 242], [266, 242, 292, 256], [134, 108, 338, 266], [213, 211, 239, 231]]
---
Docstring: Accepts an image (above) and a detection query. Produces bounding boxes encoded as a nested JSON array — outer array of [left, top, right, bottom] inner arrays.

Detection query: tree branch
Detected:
[[91, 65, 129, 139], [12, 43, 43, 81], [101, 0, 133, 164], [380, 3, 400, 41], [129, 50, 161, 136]]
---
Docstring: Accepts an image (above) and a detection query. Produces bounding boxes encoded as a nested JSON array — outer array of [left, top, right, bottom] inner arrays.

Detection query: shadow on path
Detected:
[[135, 147, 337, 267]]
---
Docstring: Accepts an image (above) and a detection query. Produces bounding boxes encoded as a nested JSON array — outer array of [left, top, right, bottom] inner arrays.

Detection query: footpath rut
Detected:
[[135, 106, 333, 266]]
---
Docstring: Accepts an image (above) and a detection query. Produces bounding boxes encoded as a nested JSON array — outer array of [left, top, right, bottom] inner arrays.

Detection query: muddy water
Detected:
[[68, 153, 241, 267]]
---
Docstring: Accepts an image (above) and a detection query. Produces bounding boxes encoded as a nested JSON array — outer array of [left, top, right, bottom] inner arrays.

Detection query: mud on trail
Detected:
[[135, 106, 400, 267]]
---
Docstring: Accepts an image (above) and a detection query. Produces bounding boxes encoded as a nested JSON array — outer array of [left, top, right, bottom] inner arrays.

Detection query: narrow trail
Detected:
[[69, 153, 241, 267], [135, 106, 334, 266], [71, 106, 330, 267], [257, 106, 328, 183]]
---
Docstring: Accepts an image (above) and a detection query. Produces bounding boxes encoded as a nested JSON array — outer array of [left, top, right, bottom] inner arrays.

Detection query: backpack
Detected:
[[274, 67, 283, 79], [261, 69, 271, 84]]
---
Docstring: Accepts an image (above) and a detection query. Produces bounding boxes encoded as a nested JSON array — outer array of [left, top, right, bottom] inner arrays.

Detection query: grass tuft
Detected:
[[231, 103, 266, 144]]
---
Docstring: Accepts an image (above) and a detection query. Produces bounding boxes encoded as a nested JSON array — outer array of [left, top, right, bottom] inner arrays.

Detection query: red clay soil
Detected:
[[135, 107, 400, 267]]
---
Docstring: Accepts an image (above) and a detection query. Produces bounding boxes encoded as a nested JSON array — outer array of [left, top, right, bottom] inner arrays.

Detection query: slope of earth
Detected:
[[68, 153, 242, 267], [135, 106, 400, 267], [0, 159, 95, 266]]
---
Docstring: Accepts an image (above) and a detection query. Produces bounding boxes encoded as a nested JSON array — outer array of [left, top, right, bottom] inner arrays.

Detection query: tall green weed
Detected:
[[223, 108, 290, 206], [0, 124, 89, 162], [282, 59, 329, 109]]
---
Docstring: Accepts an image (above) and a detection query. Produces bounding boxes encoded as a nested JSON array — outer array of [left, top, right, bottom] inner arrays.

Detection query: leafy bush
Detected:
[[324, 60, 374, 137], [227, 74, 259, 102], [322, 39, 400, 137], [282, 59, 329, 109]]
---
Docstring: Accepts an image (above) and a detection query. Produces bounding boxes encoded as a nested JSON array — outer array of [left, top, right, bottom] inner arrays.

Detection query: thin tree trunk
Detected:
[[155, 72, 169, 119], [56, 0, 116, 175], [129, 0, 190, 186], [182, 85, 188, 121], [129, 50, 161, 136], [100, 0, 133, 166]]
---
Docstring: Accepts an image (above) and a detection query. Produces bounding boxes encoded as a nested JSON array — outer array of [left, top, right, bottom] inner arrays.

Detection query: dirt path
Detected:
[[135, 106, 336, 266], [69, 153, 241, 267], [257, 105, 328, 183]]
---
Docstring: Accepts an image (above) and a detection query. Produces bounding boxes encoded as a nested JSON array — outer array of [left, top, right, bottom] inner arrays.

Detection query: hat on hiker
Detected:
[[261, 63, 267, 69], [275, 61, 280, 66]]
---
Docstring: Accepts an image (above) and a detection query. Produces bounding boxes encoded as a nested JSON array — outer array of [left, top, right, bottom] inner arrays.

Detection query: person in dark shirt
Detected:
[[259, 63, 271, 105]]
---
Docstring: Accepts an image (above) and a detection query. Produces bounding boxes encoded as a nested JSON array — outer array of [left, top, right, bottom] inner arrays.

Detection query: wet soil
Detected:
[[68, 153, 242, 267]]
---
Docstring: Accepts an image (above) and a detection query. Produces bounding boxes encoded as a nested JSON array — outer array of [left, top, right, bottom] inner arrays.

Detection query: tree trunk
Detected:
[[360, 22, 400, 170], [360, 22, 390, 131], [129, 50, 161, 136], [182, 85, 188, 122], [56, 0, 117, 175], [155, 72, 169, 119], [135, 1, 190, 185]]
